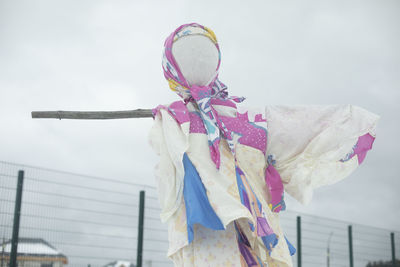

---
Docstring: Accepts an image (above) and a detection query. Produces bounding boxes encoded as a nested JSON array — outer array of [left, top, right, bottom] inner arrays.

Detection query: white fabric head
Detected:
[[172, 35, 219, 87]]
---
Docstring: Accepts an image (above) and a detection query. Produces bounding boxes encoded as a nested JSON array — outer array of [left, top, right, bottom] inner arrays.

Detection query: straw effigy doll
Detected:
[[148, 23, 379, 267]]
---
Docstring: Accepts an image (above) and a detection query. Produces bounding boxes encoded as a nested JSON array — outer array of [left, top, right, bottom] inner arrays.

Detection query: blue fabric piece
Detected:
[[285, 236, 296, 256], [256, 256, 265, 267], [235, 166, 250, 211], [261, 234, 278, 254], [183, 153, 225, 243], [248, 222, 255, 232]]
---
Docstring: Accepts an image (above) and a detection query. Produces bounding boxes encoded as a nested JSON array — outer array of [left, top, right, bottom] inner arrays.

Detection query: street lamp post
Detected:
[[327, 232, 334, 267]]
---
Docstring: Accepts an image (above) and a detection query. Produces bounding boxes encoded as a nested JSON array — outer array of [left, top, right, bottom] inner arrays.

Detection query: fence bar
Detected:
[[348, 225, 354, 267], [136, 190, 145, 267], [297, 216, 301, 267], [10, 170, 25, 267], [1, 237, 5, 267], [391, 232, 395, 266]]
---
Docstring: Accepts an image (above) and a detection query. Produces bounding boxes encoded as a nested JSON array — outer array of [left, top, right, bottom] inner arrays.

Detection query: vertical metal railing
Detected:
[[297, 216, 301, 267], [348, 225, 354, 267], [10, 170, 24, 267], [136, 190, 145, 267], [391, 232, 396, 266]]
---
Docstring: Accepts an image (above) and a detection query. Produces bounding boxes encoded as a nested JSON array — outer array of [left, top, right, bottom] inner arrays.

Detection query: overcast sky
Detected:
[[0, 0, 399, 237]]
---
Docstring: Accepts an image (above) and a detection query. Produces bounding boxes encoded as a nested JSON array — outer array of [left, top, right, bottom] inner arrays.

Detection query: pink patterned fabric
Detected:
[[340, 133, 376, 164], [152, 101, 190, 125], [265, 164, 285, 213], [353, 133, 376, 164], [218, 111, 267, 154], [189, 112, 207, 134]]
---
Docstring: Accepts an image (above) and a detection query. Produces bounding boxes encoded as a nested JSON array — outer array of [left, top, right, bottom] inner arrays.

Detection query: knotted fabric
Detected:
[[162, 23, 244, 169]]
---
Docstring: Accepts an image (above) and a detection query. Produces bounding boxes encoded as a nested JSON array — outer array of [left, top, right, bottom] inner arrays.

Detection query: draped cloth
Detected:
[[150, 22, 379, 266]]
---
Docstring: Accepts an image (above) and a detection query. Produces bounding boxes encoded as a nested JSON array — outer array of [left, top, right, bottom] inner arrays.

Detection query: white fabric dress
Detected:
[[148, 103, 379, 267]]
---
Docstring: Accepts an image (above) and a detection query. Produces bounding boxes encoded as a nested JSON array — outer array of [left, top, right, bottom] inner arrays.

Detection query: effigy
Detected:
[[148, 23, 379, 266]]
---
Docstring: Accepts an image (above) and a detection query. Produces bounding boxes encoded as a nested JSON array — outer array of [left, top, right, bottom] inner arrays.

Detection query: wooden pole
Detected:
[[31, 109, 153, 120]]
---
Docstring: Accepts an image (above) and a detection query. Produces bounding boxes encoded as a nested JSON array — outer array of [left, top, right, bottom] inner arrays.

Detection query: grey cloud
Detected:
[[0, 0, 399, 237]]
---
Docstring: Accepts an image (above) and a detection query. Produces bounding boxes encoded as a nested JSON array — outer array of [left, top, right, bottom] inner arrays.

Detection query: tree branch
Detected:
[[31, 109, 153, 120]]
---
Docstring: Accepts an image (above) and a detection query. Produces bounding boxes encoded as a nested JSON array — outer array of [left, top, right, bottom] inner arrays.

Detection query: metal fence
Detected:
[[0, 161, 169, 267], [0, 160, 399, 267], [280, 211, 400, 267]]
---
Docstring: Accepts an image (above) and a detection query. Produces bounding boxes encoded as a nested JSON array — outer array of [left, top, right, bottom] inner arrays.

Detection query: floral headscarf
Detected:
[[162, 22, 244, 169]]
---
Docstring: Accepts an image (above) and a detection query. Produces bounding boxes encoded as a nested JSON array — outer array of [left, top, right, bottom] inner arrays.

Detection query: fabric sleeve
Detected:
[[265, 104, 379, 205], [148, 108, 189, 222]]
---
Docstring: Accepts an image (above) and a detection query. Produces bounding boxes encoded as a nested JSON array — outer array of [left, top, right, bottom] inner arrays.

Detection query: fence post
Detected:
[[10, 170, 24, 267], [136, 190, 145, 267], [391, 232, 395, 266], [297, 216, 301, 267], [348, 225, 354, 267], [1, 237, 5, 267]]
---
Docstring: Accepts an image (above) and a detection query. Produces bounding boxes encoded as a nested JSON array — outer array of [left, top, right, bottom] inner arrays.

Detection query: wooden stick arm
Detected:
[[31, 109, 153, 120]]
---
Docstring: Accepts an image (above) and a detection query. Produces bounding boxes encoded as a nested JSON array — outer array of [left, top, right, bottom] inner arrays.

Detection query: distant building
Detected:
[[366, 259, 400, 267], [0, 237, 68, 267], [103, 261, 135, 267]]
